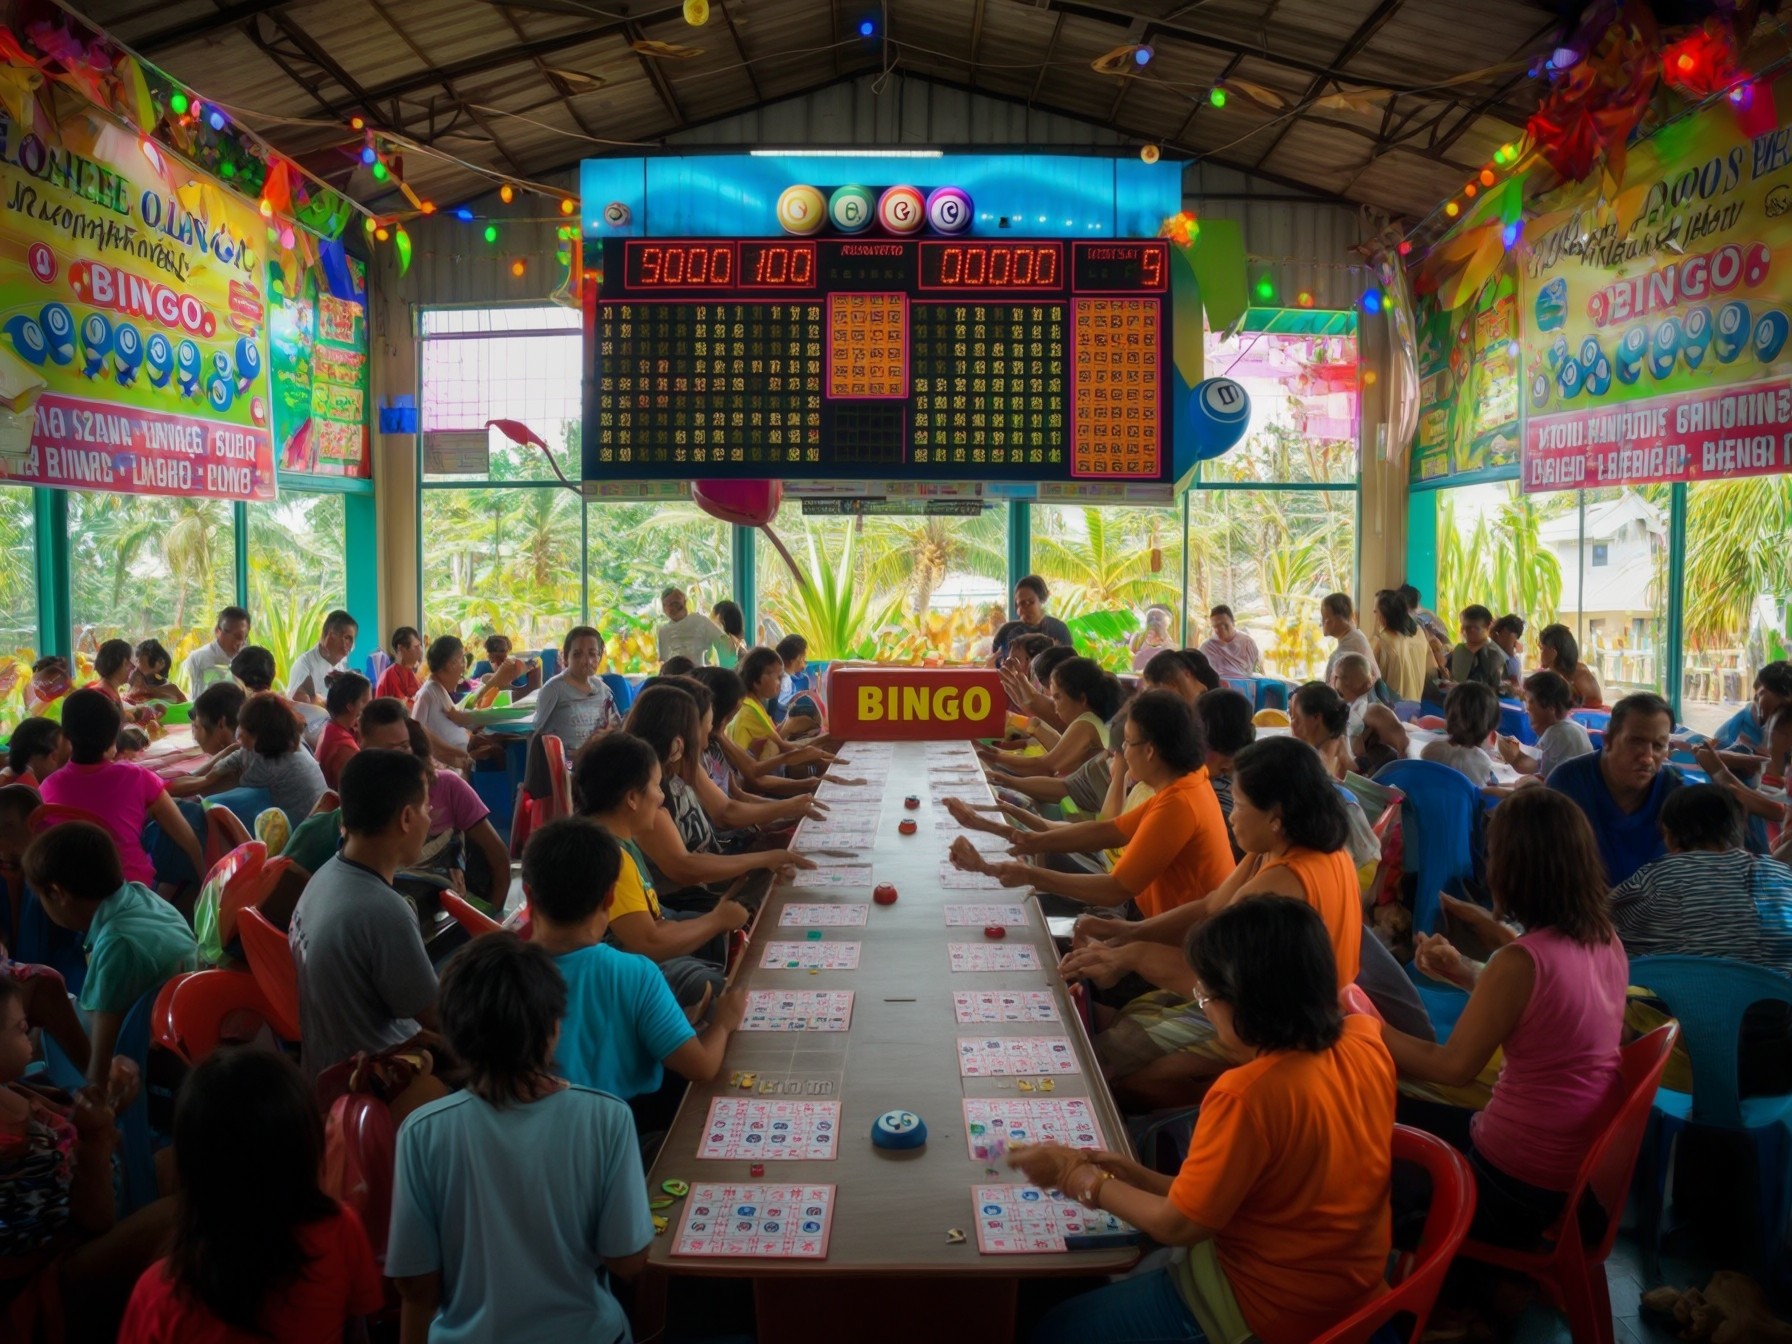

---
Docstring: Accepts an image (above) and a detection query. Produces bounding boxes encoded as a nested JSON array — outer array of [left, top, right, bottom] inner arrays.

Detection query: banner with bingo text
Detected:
[[0, 109, 274, 500], [1519, 76, 1792, 493]]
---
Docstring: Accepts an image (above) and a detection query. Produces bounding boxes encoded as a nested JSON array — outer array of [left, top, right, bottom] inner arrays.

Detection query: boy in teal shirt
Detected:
[[25, 820, 198, 1088], [524, 818, 743, 1114]]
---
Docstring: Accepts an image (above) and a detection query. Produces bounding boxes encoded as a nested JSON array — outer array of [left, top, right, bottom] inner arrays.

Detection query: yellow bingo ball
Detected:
[[777, 184, 826, 236]]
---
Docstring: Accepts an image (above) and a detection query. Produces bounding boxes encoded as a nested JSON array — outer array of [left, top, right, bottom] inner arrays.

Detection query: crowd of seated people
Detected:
[[3, 579, 1792, 1344]]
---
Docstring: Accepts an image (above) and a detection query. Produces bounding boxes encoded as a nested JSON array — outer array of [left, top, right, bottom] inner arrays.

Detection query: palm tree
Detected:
[[1030, 507, 1179, 612], [1684, 476, 1792, 654], [857, 511, 1007, 620]]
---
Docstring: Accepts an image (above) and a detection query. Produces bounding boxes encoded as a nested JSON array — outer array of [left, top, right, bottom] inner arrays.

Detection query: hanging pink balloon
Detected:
[[691, 479, 781, 527]]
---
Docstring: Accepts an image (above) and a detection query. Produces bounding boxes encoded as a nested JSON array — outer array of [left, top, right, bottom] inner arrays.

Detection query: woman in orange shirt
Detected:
[[1014, 896, 1397, 1344], [947, 690, 1233, 915]]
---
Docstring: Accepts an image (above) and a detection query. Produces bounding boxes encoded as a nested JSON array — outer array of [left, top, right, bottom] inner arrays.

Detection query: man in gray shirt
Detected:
[[288, 748, 439, 1078], [1497, 669, 1594, 784]]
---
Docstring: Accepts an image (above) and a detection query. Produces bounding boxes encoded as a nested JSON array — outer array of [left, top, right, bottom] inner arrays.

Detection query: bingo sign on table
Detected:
[[0, 111, 274, 501], [1518, 75, 1792, 492], [827, 665, 1006, 741], [586, 191, 1172, 482]]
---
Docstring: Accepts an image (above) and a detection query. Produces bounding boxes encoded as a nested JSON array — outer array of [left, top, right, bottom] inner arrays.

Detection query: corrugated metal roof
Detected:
[[69, 0, 1588, 218]]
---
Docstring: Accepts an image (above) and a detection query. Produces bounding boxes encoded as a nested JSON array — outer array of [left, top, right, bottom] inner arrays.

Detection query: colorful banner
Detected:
[[1411, 261, 1521, 484], [269, 256, 369, 477], [0, 110, 274, 500], [1518, 76, 1792, 492]]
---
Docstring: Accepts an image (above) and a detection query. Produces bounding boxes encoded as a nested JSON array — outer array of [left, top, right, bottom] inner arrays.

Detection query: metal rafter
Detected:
[[1027, 11, 1066, 106], [966, 0, 987, 81], [131, 0, 293, 53], [624, 21, 688, 126], [1250, 0, 1407, 171], [718, 1, 763, 103]]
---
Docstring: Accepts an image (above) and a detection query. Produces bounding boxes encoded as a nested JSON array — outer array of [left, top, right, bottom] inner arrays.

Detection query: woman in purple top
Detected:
[[1377, 789, 1627, 1248]]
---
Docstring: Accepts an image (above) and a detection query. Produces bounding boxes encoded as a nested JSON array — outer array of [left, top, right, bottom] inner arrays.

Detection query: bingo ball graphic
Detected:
[[1533, 277, 1568, 331], [1613, 326, 1648, 384], [828, 185, 875, 234], [1546, 332, 1570, 370], [234, 335, 262, 389], [205, 373, 234, 414], [144, 332, 174, 388], [79, 312, 112, 377], [1648, 317, 1681, 380], [1557, 356, 1584, 400], [1530, 370, 1552, 409], [1191, 377, 1250, 460], [1577, 336, 1604, 374], [601, 201, 631, 227], [1584, 354, 1612, 397], [1754, 309, 1790, 363], [925, 186, 972, 234], [39, 303, 73, 364], [176, 339, 202, 396], [1681, 306, 1712, 368], [777, 185, 826, 236], [5, 316, 47, 366], [877, 185, 925, 234], [1714, 301, 1751, 362], [111, 324, 144, 385]]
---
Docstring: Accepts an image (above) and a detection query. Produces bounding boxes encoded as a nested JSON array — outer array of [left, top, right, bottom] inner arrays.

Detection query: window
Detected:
[[247, 492, 347, 684], [1193, 488, 1356, 681], [421, 306, 582, 484], [1032, 504, 1182, 672], [423, 484, 584, 656], [589, 501, 731, 673], [1682, 475, 1792, 734], [1432, 483, 1567, 639], [1591, 543, 1609, 568], [1561, 487, 1670, 701], [754, 502, 1007, 662], [67, 490, 235, 670], [1198, 328, 1358, 483], [0, 486, 36, 731]]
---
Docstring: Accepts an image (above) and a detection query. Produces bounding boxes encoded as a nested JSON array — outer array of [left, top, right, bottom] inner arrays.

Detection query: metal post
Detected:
[[732, 524, 757, 644], [1006, 500, 1031, 597], [1666, 482, 1687, 721], [233, 501, 250, 608], [32, 487, 70, 658]]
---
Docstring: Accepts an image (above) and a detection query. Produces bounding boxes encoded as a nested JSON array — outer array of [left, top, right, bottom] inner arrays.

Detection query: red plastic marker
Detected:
[[904, 794, 921, 809], [874, 883, 899, 905], [898, 818, 918, 835], [983, 925, 1006, 940], [750, 1163, 765, 1177]]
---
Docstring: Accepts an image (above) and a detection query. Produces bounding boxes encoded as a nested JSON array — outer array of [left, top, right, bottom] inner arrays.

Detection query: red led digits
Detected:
[[920, 242, 1062, 290], [625, 242, 734, 289], [741, 241, 817, 289]]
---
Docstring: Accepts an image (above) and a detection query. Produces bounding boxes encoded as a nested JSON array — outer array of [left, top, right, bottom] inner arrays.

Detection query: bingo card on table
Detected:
[[778, 902, 870, 926], [972, 1185, 1136, 1255], [957, 1036, 1081, 1077], [948, 943, 1041, 973], [672, 1183, 836, 1259], [944, 904, 1030, 927], [964, 1098, 1105, 1161], [953, 990, 1061, 1024], [760, 940, 862, 970], [740, 990, 855, 1032], [697, 1099, 842, 1160]]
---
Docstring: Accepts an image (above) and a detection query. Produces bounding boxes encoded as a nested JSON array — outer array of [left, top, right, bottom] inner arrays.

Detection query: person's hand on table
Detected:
[[948, 836, 994, 873], [1005, 1141, 1082, 1191], [1071, 914, 1132, 949], [1495, 734, 1525, 766], [712, 898, 752, 932], [790, 799, 828, 823], [987, 861, 1033, 889], [713, 984, 748, 1033], [1412, 931, 1478, 989], [826, 775, 867, 787], [775, 850, 816, 873], [1058, 941, 1137, 990], [1006, 829, 1050, 857], [943, 797, 1001, 833]]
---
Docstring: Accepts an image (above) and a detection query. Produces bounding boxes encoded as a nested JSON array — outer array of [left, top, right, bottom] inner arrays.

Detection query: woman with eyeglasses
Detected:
[[948, 690, 1233, 917], [1014, 896, 1397, 1344]]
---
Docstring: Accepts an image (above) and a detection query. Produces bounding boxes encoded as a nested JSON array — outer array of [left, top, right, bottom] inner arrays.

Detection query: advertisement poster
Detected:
[[1411, 265, 1522, 485], [270, 257, 369, 477], [1519, 76, 1792, 492], [0, 110, 274, 500]]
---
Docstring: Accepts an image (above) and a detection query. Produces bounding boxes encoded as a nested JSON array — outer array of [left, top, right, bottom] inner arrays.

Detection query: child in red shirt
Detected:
[[375, 626, 424, 705], [316, 672, 372, 791], [118, 1048, 383, 1343]]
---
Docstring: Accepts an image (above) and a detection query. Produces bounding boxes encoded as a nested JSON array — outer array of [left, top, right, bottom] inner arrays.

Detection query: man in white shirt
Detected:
[[655, 587, 729, 669], [1321, 592, 1380, 686], [288, 609, 359, 704], [181, 605, 251, 698], [1197, 605, 1260, 681]]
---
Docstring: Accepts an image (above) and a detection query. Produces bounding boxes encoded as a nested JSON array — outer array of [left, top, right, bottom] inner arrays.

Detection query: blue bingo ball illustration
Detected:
[[211, 350, 232, 382], [111, 324, 143, 385], [1754, 309, 1789, 363], [4, 316, 47, 366], [1680, 306, 1713, 369], [1557, 356, 1584, 400], [1546, 333, 1570, 370], [1584, 354, 1612, 396], [1577, 336, 1604, 373], [144, 332, 174, 388], [1648, 317, 1681, 380], [205, 373, 234, 413], [1614, 326, 1647, 384], [175, 339, 202, 396], [1714, 301, 1750, 362], [1530, 370, 1552, 409], [39, 303, 74, 364], [78, 312, 112, 377], [233, 335, 261, 388], [1534, 277, 1567, 331]]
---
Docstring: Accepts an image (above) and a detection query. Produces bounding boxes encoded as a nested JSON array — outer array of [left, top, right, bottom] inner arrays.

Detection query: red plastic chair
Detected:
[[202, 806, 252, 871], [1415, 715, 1448, 731], [26, 802, 108, 834], [540, 734, 571, 823], [324, 1093, 398, 1264], [311, 790, 340, 818], [1311, 1126, 1476, 1344], [152, 969, 279, 1066], [1456, 1023, 1679, 1344], [237, 907, 303, 1042], [439, 890, 503, 937]]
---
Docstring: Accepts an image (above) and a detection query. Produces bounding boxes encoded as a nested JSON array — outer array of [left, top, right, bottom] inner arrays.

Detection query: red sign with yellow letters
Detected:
[[827, 665, 1006, 740]]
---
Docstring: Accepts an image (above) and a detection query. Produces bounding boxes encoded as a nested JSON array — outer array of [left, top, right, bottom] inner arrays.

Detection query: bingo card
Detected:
[[957, 1036, 1081, 1077], [761, 940, 861, 970], [741, 990, 855, 1032], [698, 1099, 841, 1161], [672, 1183, 836, 1259]]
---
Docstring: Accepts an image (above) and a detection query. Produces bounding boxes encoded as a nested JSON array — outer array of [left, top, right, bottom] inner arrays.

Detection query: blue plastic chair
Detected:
[[1224, 677, 1254, 699], [365, 650, 392, 683], [1498, 700, 1536, 745], [601, 673, 634, 712], [1419, 699, 1448, 720], [787, 672, 812, 693], [1571, 709, 1611, 732], [539, 648, 559, 679], [1373, 760, 1484, 1039], [1254, 680, 1289, 712], [1394, 700, 1423, 724], [1626, 954, 1792, 1276], [14, 884, 86, 995], [142, 798, 208, 889]]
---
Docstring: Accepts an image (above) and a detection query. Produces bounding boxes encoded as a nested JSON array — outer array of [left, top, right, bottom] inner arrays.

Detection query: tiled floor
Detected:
[[1507, 1232, 1697, 1344]]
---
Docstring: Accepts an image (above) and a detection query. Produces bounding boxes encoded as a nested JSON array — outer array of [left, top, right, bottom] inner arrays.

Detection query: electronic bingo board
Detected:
[[585, 237, 1172, 482]]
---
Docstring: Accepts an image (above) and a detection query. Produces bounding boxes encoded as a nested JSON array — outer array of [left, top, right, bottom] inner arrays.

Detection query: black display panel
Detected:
[[585, 237, 1171, 481]]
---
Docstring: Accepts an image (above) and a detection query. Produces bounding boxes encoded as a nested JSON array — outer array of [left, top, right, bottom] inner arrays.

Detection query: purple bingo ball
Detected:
[[925, 186, 973, 235]]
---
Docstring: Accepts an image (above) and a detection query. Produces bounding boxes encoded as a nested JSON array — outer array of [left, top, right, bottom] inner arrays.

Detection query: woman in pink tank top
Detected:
[[1379, 789, 1627, 1247]]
